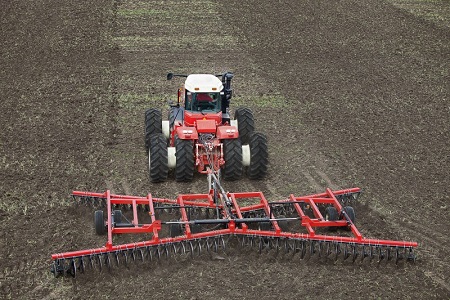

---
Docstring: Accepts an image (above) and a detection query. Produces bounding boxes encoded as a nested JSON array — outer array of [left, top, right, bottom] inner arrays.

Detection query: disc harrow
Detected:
[[51, 183, 417, 277]]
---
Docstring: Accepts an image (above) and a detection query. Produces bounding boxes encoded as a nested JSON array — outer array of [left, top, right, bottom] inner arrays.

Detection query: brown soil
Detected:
[[1, 0, 449, 299]]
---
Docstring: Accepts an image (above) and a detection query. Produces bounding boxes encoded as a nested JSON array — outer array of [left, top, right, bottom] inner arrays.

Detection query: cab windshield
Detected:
[[185, 92, 221, 112]]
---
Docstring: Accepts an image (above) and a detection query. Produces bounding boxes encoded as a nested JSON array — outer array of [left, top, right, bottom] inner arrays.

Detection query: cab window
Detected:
[[185, 92, 221, 112]]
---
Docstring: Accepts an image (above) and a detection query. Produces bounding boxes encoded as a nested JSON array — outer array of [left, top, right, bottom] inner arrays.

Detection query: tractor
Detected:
[[144, 72, 268, 183]]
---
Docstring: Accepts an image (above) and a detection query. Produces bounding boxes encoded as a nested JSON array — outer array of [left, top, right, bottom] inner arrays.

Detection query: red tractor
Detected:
[[144, 72, 268, 183]]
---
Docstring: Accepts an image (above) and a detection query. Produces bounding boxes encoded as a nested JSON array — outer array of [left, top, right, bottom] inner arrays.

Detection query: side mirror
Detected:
[[167, 73, 174, 80]]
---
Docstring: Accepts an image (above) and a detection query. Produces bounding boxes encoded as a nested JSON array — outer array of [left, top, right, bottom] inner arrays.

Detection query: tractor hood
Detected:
[[185, 74, 223, 93], [196, 119, 217, 133]]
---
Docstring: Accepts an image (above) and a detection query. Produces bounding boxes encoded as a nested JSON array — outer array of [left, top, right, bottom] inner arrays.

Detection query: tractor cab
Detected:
[[181, 74, 224, 127]]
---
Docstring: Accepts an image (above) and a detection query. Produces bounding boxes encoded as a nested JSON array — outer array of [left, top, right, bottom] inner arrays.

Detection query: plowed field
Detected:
[[1, 0, 449, 299]]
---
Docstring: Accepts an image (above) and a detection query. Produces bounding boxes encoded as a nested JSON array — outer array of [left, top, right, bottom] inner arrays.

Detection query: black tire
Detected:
[[94, 210, 106, 235], [342, 206, 356, 224], [234, 107, 254, 144], [325, 206, 339, 231], [169, 221, 182, 237], [175, 136, 194, 182], [222, 138, 243, 181], [113, 210, 122, 224], [248, 132, 268, 180], [169, 107, 184, 129], [145, 109, 162, 149], [148, 133, 168, 183]]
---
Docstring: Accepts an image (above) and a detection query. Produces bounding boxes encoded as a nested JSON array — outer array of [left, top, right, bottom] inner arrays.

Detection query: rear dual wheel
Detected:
[[248, 132, 268, 180], [222, 132, 268, 180], [94, 210, 106, 235], [234, 107, 254, 144], [175, 136, 194, 182], [148, 133, 168, 183], [222, 138, 243, 181]]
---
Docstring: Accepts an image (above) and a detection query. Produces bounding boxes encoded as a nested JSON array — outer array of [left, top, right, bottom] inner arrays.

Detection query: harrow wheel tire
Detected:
[[222, 138, 243, 181], [94, 210, 106, 235], [343, 206, 356, 224], [325, 206, 339, 231], [175, 136, 194, 182], [145, 109, 162, 149], [234, 107, 254, 144], [248, 132, 268, 180], [148, 133, 169, 183]]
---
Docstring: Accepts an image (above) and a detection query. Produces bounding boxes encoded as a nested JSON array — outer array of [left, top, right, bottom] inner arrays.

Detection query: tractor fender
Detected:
[[167, 146, 176, 169], [162, 120, 170, 139], [175, 126, 198, 140], [216, 126, 239, 139], [242, 144, 250, 167]]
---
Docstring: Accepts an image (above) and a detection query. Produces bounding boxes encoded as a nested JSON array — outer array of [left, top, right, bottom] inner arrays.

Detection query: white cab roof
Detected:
[[185, 74, 223, 93]]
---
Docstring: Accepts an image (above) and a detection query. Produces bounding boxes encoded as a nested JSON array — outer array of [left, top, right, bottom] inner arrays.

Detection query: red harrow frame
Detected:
[[51, 178, 418, 277]]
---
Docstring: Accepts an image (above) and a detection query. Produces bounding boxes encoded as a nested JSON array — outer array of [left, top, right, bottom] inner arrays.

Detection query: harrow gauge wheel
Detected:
[[325, 206, 339, 231], [94, 210, 106, 235], [342, 206, 356, 230]]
